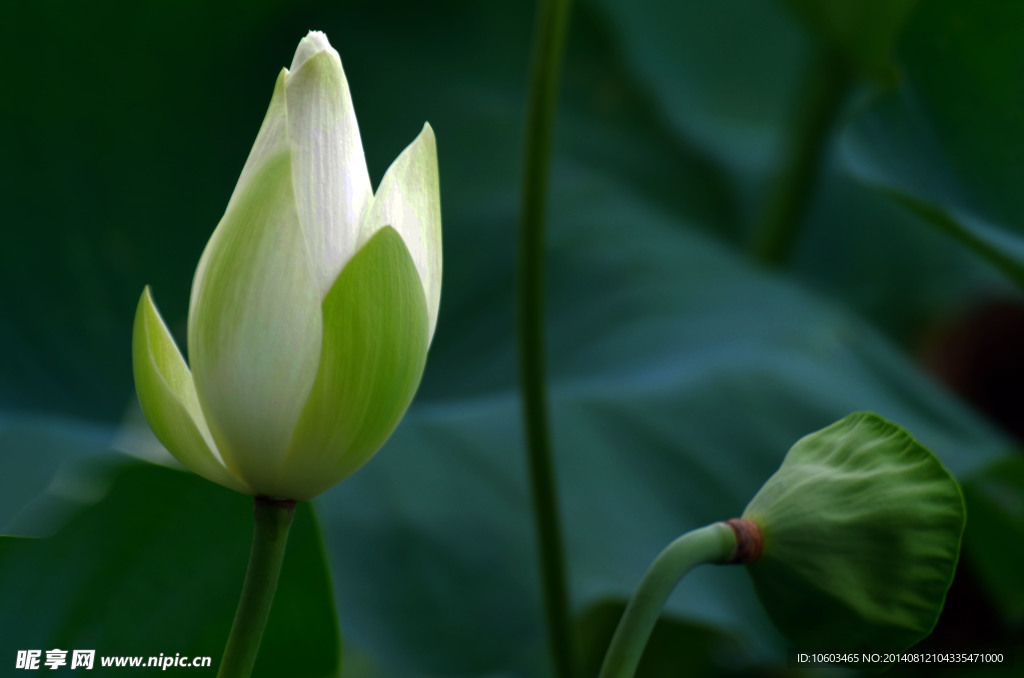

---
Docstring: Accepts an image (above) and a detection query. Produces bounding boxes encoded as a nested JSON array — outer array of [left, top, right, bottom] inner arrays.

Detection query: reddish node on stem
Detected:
[[726, 518, 763, 564]]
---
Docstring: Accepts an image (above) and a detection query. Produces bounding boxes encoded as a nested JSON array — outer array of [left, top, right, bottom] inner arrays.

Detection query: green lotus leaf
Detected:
[[742, 411, 965, 654]]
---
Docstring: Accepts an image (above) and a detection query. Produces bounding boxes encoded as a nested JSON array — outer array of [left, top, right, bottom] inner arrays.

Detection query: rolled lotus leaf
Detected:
[[742, 411, 965, 653]]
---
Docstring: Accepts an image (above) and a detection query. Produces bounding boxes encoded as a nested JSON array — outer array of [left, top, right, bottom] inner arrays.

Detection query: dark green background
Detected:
[[1, 0, 1022, 676]]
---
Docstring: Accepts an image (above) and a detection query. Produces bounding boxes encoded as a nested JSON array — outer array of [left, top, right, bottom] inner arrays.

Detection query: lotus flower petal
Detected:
[[279, 226, 429, 500], [285, 32, 372, 297], [362, 123, 442, 342], [188, 151, 322, 493], [132, 288, 250, 494]]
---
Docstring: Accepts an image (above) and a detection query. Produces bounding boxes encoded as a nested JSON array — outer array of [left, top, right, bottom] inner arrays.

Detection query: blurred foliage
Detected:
[[780, 0, 921, 81], [577, 602, 758, 678], [846, 0, 1024, 288], [961, 457, 1024, 625], [1, 0, 1023, 677], [0, 463, 339, 677]]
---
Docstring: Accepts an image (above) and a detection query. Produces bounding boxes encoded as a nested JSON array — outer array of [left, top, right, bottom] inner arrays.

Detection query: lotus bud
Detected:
[[132, 31, 441, 501]]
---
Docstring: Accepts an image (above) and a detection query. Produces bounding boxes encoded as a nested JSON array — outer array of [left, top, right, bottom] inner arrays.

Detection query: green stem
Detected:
[[516, 0, 575, 677], [217, 497, 296, 678], [598, 523, 737, 678], [749, 45, 851, 266]]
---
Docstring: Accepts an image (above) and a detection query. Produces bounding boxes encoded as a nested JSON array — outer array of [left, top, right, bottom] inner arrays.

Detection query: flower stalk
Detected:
[[748, 44, 851, 266], [517, 0, 575, 676], [598, 522, 740, 678], [217, 498, 296, 678]]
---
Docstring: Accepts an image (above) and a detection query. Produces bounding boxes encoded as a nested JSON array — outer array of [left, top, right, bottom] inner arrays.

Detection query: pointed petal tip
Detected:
[[411, 123, 437, 154], [304, 30, 331, 46], [288, 48, 342, 82], [136, 286, 167, 337], [290, 30, 338, 73]]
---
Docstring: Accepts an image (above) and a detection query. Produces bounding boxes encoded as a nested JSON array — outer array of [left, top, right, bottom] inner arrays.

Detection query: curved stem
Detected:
[[748, 45, 851, 266], [517, 0, 576, 676], [599, 523, 737, 678], [217, 497, 296, 678]]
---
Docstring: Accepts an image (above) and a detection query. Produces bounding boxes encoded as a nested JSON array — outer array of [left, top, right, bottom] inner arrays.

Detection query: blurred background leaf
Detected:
[[844, 0, 1024, 287], [0, 415, 117, 535], [779, 0, 922, 82], [317, 170, 1010, 675], [1, 0, 1022, 676], [961, 456, 1024, 625], [0, 462, 339, 678]]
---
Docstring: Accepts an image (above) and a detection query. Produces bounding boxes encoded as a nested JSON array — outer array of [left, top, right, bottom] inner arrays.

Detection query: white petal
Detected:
[[285, 41, 372, 297], [188, 151, 322, 495], [290, 31, 332, 72], [360, 123, 442, 342]]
